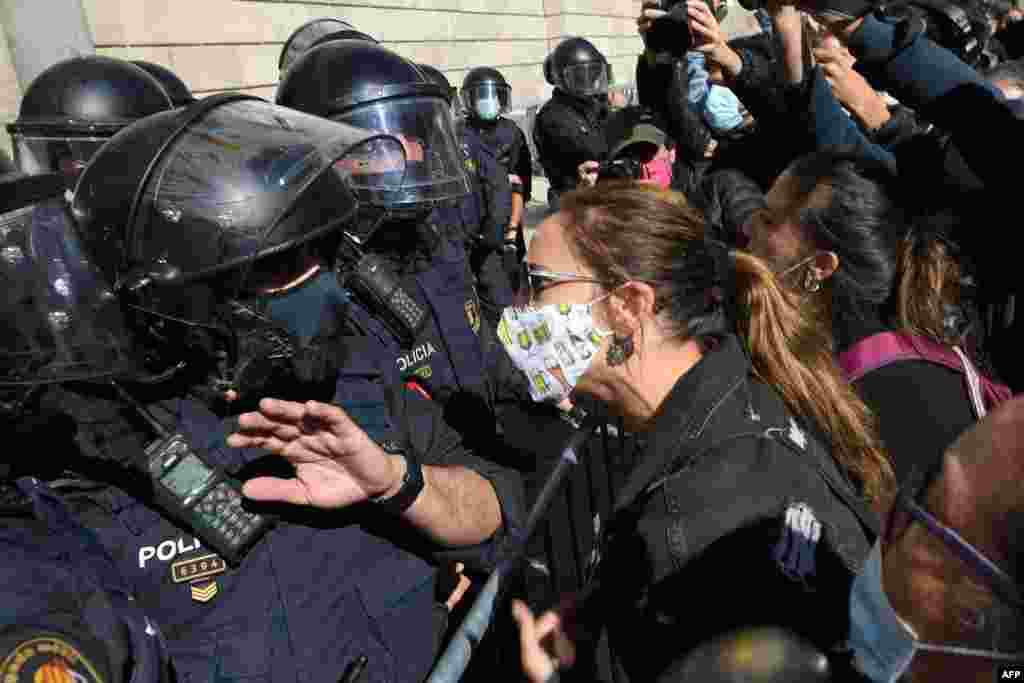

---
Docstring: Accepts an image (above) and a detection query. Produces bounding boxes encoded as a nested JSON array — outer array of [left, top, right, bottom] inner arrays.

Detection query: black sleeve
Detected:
[[536, 104, 608, 165], [391, 383, 526, 571], [511, 124, 533, 202], [637, 55, 712, 163]]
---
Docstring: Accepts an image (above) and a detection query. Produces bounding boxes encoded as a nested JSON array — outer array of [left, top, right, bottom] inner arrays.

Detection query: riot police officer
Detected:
[[533, 38, 612, 208], [276, 40, 537, 449], [132, 61, 196, 107], [6, 56, 174, 189], [459, 67, 532, 324], [8, 95, 524, 683], [0, 171, 171, 683]]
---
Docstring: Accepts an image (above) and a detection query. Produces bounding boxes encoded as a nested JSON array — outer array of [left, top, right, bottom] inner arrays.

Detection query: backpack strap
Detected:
[[838, 331, 1011, 421]]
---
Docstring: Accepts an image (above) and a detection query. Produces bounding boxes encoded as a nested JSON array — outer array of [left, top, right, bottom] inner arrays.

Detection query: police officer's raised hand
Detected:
[[577, 160, 600, 187], [227, 398, 403, 509]]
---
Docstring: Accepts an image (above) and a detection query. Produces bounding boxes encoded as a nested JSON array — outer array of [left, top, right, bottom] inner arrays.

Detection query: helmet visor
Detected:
[[135, 99, 399, 281], [0, 197, 138, 385], [334, 96, 469, 207], [462, 82, 511, 119], [11, 135, 107, 187], [562, 62, 609, 96]]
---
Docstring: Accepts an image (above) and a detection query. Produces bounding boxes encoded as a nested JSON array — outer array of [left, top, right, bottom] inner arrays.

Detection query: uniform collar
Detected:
[[613, 335, 748, 514]]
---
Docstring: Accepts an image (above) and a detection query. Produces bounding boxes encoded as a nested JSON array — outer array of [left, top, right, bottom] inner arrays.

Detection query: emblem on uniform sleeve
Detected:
[[772, 502, 822, 586], [0, 635, 104, 683], [465, 299, 481, 335], [172, 553, 227, 603]]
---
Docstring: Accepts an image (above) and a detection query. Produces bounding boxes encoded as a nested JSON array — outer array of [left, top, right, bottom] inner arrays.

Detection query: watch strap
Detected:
[[372, 452, 424, 514]]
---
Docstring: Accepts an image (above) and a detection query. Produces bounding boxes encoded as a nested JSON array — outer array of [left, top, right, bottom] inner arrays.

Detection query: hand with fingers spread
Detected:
[[227, 398, 404, 509], [512, 600, 578, 683], [686, 1, 744, 81]]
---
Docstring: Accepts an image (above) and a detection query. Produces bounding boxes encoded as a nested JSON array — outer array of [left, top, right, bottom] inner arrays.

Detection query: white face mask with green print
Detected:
[[497, 299, 610, 403]]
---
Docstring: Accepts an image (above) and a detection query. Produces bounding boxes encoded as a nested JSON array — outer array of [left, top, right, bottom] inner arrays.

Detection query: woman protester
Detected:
[[506, 183, 888, 682]]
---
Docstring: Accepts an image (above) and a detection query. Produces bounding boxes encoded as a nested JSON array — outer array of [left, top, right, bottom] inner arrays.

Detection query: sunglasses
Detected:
[[519, 262, 612, 304]]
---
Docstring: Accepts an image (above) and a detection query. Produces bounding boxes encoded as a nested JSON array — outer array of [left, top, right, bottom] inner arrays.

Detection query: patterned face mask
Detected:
[[496, 298, 610, 403]]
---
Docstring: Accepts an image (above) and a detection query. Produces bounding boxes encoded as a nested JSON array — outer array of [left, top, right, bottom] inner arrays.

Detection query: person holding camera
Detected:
[[575, 106, 680, 190]]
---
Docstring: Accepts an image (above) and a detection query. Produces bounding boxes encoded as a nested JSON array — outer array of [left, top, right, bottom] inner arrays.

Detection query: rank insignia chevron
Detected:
[[190, 580, 219, 603]]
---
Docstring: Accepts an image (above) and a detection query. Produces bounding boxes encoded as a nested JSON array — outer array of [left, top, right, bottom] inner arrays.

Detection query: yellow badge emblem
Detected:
[[465, 299, 481, 335], [0, 635, 104, 683]]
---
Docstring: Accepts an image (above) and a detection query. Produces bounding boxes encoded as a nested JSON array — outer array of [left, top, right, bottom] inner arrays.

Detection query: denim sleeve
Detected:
[[797, 65, 897, 169], [686, 51, 711, 110], [848, 13, 1018, 188]]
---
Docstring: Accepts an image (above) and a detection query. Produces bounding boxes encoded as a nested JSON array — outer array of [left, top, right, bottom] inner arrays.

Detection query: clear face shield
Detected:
[[334, 96, 470, 210], [0, 196, 138, 387], [129, 99, 406, 281], [10, 135, 108, 190], [561, 61, 609, 97], [461, 82, 511, 121]]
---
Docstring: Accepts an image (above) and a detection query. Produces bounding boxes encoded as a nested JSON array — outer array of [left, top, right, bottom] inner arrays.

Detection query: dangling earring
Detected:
[[802, 267, 821, 293], [606, 334, 635, 367]]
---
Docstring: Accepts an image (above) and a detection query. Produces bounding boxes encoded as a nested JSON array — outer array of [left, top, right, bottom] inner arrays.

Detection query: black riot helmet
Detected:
[[544, 37, 610, 98], [418, 64, 457, 104], [133, 60, 196, 107], [277, 40, 470, 214], [0, 172, 140, 391], [461, 67, 511, 122], [71, 94, 407, 401], [278, 18, 379, 77], [7, 56, 174, 189]]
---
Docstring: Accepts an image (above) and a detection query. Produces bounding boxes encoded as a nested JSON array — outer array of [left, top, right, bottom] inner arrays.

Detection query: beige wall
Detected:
[[82, 0, 646, 110], [0, 19, 20, 159]]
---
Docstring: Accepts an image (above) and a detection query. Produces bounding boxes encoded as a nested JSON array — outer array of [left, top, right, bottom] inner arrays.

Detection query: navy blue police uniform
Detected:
[[0, 476, 170, 683], [457, 116, 532, 325], [39, 356, 523, 683]]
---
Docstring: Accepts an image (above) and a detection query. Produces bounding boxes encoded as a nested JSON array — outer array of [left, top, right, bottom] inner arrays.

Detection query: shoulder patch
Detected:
[[772, 502, 821, 586], [0, 633, 105, 683]]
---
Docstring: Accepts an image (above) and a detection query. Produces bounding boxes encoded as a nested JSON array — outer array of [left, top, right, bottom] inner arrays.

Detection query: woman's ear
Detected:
[[604, 281, 657, 335], [814, 250, 840, 282]]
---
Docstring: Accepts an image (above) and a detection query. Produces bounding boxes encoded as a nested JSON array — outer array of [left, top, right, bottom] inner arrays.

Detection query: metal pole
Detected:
[[427, 411, 603, 683]]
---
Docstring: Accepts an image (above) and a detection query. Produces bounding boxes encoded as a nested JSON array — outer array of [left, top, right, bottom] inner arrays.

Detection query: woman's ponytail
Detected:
[[731, 251, 895, 502]]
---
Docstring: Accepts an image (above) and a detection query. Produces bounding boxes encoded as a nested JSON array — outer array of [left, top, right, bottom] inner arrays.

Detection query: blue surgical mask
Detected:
[[848, 541, 1022, 682], [262, 268, 350, 342], [475, 96, 501, 121]]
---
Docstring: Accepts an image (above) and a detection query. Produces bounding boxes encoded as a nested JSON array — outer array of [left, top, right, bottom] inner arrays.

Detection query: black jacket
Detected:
[[533, 89, 609, 195], [577, 336, 879, 683]]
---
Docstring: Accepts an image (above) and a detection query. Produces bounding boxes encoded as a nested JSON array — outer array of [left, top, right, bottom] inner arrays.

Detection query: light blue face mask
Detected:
[[262, 268, 350, 342], [848, 541, 1023, 682], [475, 96, 501, 121]]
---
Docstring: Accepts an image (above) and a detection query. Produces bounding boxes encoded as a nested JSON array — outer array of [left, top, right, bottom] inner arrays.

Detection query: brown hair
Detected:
[[895, 233, 962, 346], [559, 182, 894, 501]]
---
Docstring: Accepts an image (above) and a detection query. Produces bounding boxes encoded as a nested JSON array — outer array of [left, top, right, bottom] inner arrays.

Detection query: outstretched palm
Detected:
[[227, 399, 400, 509]]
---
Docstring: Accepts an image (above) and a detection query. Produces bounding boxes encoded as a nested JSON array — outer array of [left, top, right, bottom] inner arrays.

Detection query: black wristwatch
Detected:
[[372, 449, 424, 515]]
